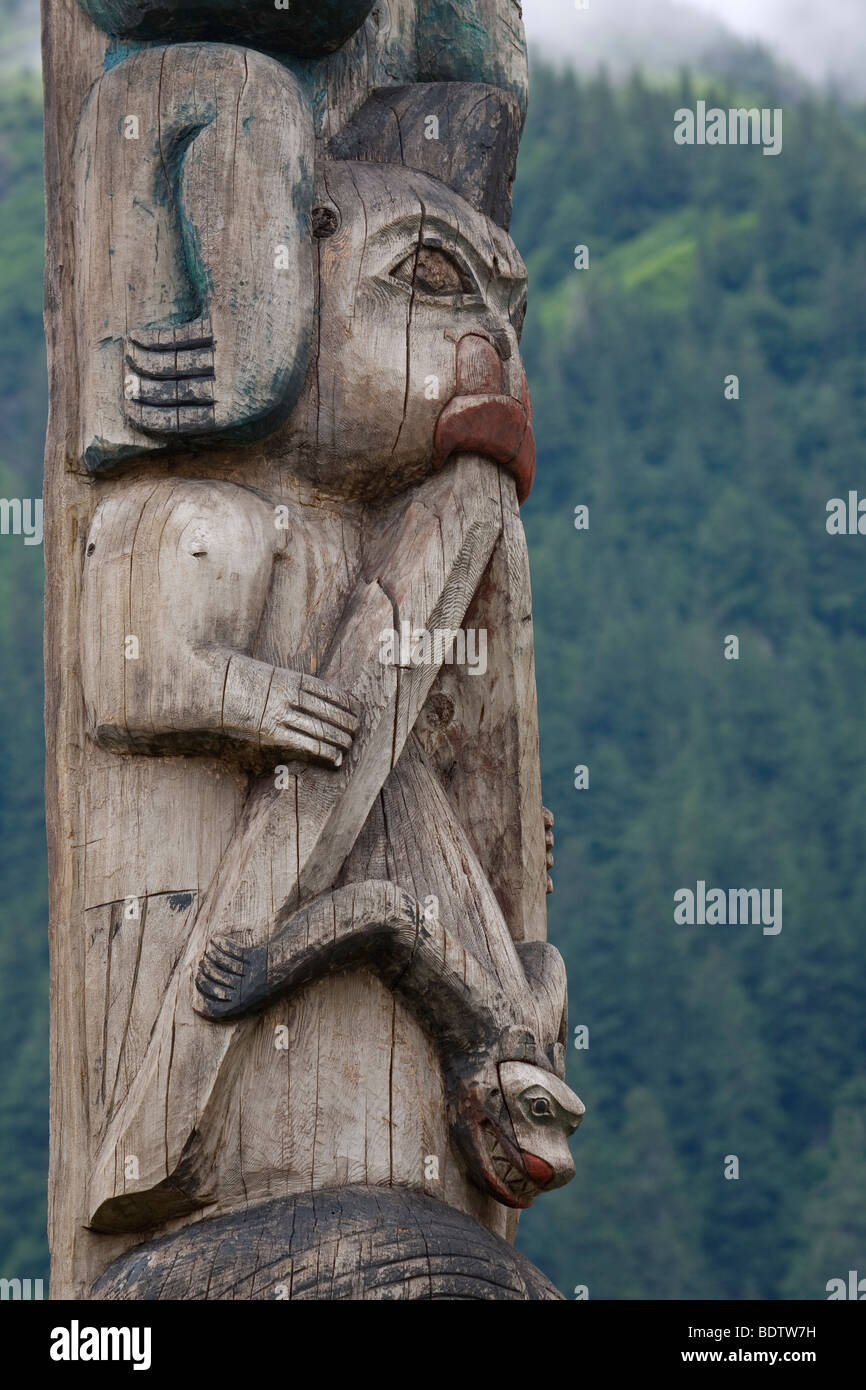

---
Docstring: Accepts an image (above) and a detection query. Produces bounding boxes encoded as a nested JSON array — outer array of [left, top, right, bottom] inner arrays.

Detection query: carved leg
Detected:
[[74, 42, 315, 469], [195, 875, 583, 1211]]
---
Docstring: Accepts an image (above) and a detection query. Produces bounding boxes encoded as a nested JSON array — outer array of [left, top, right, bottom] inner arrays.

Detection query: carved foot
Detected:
[[195, 938, 268, 1020]]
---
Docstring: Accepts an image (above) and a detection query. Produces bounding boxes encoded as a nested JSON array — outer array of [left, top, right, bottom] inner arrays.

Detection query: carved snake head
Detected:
[[452, 1049, 584, 1209]]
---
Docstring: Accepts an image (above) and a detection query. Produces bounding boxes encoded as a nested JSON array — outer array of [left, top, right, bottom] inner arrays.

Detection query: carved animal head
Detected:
[[277, 160, 534, 503], [451, 1051, 584, 1209]]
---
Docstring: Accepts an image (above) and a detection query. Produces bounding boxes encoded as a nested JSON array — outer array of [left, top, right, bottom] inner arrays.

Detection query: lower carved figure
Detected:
[[92, 1188, 563, 1301]]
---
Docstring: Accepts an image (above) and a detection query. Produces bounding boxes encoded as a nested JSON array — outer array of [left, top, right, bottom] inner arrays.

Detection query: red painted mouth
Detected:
[[432, 334, 536, 504], [521, 1151, 555, 1187]]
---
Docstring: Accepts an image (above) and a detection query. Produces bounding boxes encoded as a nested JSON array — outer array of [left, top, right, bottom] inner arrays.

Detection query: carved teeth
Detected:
[[486, 1133, 537, 1197]]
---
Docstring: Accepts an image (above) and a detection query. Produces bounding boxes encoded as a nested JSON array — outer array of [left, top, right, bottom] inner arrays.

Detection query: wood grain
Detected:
[[44, 0, 580, 1300]]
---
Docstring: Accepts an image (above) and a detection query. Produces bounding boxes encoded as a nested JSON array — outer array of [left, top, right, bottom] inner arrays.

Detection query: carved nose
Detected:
[[432, 334, 536, 503], [456, 334, 504, 395]]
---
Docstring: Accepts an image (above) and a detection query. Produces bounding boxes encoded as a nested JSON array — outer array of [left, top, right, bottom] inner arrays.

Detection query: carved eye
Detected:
[[390, 245, 476, 297], [529, 1096, 554, 1119]]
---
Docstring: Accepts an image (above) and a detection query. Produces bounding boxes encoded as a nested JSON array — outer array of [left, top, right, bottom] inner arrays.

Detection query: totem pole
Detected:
[[43, 0, 584, 1300]]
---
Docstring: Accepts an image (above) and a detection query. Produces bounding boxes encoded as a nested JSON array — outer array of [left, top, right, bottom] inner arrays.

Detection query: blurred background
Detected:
[[0, 0, 864, 1297]]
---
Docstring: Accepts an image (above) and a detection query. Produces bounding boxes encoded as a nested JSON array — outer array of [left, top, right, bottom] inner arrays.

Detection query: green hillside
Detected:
[[0, 54, 864, 1298], [514, 64, 866, 1298]]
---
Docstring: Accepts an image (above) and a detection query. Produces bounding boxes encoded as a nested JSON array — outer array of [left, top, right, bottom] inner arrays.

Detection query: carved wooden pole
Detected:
[[43, 0, 583, 1301]]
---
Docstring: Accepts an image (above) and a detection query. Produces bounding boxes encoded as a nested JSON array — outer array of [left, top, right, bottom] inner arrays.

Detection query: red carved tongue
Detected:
[[432, 334, 536, 504], [521, 1152, 555, 1187]]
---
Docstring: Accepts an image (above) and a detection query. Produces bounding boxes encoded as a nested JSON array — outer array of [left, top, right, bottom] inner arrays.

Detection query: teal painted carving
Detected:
[[77, 0, 379, 55], [417, 0, 529, 120], [74, 44, 316, 470], [72, 1, 529, 470]]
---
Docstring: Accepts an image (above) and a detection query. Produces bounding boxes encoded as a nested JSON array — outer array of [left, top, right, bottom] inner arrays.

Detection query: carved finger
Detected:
[[201, 951, 244, 987], [125, 344, 215, 381], [209, 937, 247, 965], [127, 375, 214, 407], [199, 959, 240, 992], [125, 401, 216, 435], [298, 675, 361, 729], [292, 690, 360, 737], [279, 708, 355, 751], [546, 852, 554, 869], [543, 807, 554, 829], [275, 729, 344, 768], [128, 317, 213, 352]]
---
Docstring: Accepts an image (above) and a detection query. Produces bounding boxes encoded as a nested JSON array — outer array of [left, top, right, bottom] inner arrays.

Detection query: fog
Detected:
[[523, 0, 866, 95]]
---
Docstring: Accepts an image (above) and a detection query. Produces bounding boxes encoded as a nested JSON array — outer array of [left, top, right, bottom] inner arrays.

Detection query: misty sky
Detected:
[[523, 0, 866, 90]]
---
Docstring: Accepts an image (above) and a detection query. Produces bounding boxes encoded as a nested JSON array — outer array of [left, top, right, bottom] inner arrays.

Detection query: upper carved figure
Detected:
[[76, 0, 529, 115]]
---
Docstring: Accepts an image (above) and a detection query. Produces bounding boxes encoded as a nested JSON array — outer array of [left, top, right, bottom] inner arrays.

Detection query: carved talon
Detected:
[[194, 938, 267, 1020]]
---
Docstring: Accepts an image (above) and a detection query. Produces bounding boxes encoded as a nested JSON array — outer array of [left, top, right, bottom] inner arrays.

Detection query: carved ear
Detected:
[[328, 83, 522, 231], [76, 0, 378, 55], [515, 941, 569, 1069]]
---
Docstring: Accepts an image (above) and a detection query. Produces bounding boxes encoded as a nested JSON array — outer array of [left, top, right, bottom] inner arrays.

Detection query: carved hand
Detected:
[[258, 668, 360, 769]]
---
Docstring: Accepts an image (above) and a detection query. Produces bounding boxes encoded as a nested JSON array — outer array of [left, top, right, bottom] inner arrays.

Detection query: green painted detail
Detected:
[[417, 0, 528, 119], [83, 439, 148, 473], [79, 1, 377, 59], [104, 39, 146, 71]]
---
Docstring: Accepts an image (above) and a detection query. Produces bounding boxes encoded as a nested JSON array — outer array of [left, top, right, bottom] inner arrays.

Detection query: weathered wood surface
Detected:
[[92, 1187, 563, 1301], [44, 0, 582, 1300]]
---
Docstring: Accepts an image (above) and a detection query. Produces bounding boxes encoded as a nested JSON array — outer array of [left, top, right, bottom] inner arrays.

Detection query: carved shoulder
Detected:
[[81, 478, 284, 754]]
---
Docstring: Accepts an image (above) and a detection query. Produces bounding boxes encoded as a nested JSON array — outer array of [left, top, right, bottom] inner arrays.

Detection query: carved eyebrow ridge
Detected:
[[371, 209, 524, 289]]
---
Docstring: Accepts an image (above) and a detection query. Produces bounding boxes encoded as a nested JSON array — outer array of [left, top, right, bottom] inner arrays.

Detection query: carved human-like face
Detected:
[[278, 162, 533, 503], [453, 1060, 584, 1209]]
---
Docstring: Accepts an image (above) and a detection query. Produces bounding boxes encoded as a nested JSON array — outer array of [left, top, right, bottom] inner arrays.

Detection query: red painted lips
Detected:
[[432, 333, 536, 504], [521, 1151, 555, 1187]]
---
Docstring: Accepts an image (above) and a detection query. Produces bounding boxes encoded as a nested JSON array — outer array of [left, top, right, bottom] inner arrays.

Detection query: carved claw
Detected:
[[194, 938, 268, 1020]]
